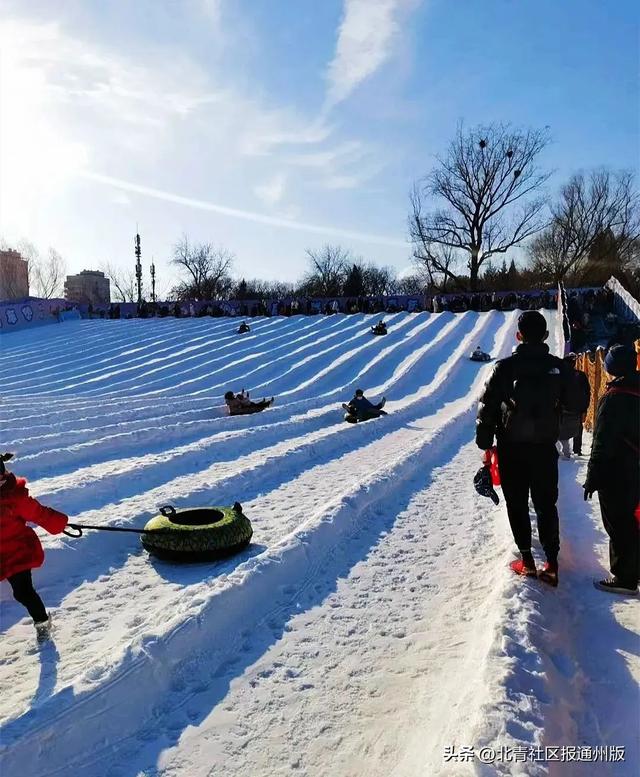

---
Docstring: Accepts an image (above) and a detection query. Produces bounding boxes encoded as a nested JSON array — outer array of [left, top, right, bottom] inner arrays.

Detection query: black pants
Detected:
[[573, 425, 583, 455], [497, 442, 560, 561], [7, 570, 47, 623], [599, 476, 640, 588]]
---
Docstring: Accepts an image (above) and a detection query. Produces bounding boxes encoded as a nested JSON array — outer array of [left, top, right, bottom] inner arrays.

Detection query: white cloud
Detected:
[[112, 192, 132, 207], [0, 11, 407, 277], [200, 0, 222, 25], [325, 0, 416, 109], [239, 118, 333, 157], [254, 173, 287, 206]]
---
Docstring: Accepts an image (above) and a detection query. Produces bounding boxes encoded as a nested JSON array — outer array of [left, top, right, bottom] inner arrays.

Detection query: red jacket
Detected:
[[0, 474, 68, 580]]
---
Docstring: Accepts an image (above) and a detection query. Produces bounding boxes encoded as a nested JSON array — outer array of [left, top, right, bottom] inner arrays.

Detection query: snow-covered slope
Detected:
[[0, 312, 637, 777]]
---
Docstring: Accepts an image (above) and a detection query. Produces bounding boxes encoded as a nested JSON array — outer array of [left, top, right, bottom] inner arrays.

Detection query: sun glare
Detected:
[[0, 21, 88, 236]]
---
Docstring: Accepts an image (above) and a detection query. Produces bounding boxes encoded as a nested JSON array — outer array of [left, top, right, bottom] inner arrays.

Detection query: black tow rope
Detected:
[[63, 505, 177, 538]]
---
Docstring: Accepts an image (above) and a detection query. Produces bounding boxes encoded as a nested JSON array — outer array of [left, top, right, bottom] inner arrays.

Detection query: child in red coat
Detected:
[[0, 453, 68, 638]]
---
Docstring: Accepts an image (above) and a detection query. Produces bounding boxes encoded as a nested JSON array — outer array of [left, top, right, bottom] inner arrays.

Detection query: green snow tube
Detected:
[[141, 502, 253, 561]]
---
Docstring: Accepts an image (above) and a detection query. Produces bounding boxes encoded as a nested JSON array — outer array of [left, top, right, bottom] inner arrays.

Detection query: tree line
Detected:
[[168, 240, 426, 302]]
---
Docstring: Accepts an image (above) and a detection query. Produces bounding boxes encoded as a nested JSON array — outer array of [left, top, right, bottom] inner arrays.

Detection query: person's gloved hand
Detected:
[[583, 482, 596, 500]]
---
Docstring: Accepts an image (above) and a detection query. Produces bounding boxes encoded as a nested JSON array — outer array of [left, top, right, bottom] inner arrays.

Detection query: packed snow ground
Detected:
[[0, 312, 637, 777]]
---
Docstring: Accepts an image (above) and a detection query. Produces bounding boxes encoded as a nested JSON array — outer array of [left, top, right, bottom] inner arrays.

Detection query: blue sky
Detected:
[[0, 0, 637, 292]]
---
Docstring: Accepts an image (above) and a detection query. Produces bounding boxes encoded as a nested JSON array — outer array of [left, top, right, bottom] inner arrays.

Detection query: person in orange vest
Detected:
[[585, 345, 639, 595]]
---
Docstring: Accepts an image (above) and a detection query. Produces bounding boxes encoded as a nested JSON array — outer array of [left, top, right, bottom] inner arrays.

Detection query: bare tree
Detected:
[[408, 198, 463, 292], [30, 248, 66, 298], [101, 262, 137, 302], [527, 169, 640, 282], [0, 239, 66, 298], [235, 278, 296, 299], [171, 235, 234, 300], [301, 245, 351, 296], [362, 264, 396, 296], [392, 274, 427, 295], [410, 123, 551, 290]]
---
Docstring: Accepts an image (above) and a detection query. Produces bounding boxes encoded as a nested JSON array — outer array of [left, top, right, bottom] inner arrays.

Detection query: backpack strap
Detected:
[[606, 387, 640, 398]]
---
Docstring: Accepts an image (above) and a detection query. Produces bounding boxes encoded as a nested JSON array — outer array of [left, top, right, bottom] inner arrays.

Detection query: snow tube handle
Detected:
[[63, 524, 83, 538], [482, 447, 501, 486], [160, 505, 177, 518]]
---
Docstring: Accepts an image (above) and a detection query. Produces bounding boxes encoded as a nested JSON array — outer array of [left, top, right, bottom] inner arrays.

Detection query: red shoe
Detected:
[[509, 558, 537, 577], [538, 561, 558, 587]]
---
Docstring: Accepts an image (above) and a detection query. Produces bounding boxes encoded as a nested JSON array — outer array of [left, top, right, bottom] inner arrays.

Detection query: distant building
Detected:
[[64, 270, 111, 305], [0, 249, 29, 301]]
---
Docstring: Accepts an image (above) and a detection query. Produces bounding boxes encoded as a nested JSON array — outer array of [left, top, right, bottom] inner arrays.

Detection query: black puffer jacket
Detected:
[[476, 342, 579, 449], [586, 372, 640, 490], [559, 369, 591, 440]]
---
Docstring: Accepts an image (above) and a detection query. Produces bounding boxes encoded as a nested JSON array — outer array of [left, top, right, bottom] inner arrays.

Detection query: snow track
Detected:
[[2, 310, 634, 777]]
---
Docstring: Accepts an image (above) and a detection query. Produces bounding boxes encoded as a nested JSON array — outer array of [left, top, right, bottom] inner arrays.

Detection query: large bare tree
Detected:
[[171, 235, 234, 300], [410, 123, 551, 290], [408, 211, 461, 292], [527, 169, 640, 282], [101, 262, 137, 302]]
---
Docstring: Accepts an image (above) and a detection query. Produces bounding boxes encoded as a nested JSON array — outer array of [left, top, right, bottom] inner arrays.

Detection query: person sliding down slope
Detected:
[[224, 389, 274, 416], [0, 453, 68, 642], [342, 388, 387, 423], [237, 322, 250, 334], [371, 320, 387, 335], [470, 346, 491, 362]]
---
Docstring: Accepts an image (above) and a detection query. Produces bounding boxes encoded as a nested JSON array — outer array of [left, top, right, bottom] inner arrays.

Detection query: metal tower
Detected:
[[150, 259, 156, 303], [135, 232, 142, 304]]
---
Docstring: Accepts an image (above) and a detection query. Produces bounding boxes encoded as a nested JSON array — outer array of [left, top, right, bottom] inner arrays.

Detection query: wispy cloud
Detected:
[[82, 171, 408, 248], [254, 173, 287, 206], [325, 0, 416, 109], [0, 8, 410, 278]]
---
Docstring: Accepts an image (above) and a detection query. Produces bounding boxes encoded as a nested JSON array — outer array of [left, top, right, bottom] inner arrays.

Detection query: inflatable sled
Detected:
[[228, 398, 274, 416], [470, 351, 491, 362], [342, 403, 387, 424], [237, 323, 250, 334], [371, 325, 388, 336], [141, 503, 253, 561]]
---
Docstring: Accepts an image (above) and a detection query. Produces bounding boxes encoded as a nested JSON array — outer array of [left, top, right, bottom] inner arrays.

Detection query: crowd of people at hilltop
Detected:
[[85, 284, 619, 323]]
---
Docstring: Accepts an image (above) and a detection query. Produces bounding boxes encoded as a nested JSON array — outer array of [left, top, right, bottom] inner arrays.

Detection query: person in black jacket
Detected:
[[585, 345, 639, 595], [342, 389, 387, 423], [558, 353, 591, 457], [476, 311, 580, 586]]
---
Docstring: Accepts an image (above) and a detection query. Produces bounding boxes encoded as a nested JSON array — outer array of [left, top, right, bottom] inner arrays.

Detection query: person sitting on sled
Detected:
[[342, 388, 387, 423], [224, 389, 274, 416], [0, 453, 68, 641], [238, 322, 250, 334], [471, 346, 490, 362], [371, 320, 387, 335]]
